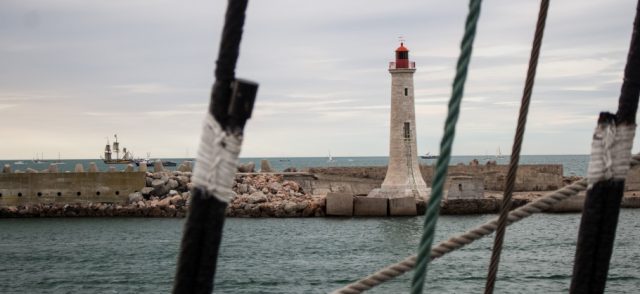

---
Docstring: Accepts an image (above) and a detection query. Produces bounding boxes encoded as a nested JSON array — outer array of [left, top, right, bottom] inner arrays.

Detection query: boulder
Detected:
[[238, 183, 250, 194], [154, 161, 164, 172], [25, 168, 38, 173], [283, 201, 299, 214], [158, 197, 171, 208], [237, 162, 255, 173], [268, 182, 282, 194], [168, 179, 179, 190], [260, 159, 274, 173], [247, 191, 268, 204], [48, 164, 58, 173], [283, 167, 297, 172], [74, 163, 84, 172], [128, 192, 143, 203], [178, 161, 193, 172], [138, 162, 148, 172], [124, 164, 135, 172], [283, 180, 300, 192], [88, 162, 98, 172], [152, 179, 168, 196], [169, 195, 183, 206], [2, 164, 11, 173]]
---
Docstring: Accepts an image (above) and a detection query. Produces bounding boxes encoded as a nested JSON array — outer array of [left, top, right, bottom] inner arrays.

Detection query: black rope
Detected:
[[483, 1, 549, 293], [173, 1, 253, 293], [570, 1, 640, 293]]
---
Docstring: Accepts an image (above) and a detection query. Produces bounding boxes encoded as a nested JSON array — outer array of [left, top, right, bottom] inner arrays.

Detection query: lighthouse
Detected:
[[369, 42, 429, 204]]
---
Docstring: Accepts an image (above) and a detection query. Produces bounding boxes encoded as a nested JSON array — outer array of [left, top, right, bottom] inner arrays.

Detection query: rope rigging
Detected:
[[166, 0, 639, 293], [331, 153, 640, 294], [410, 0, 482, 293], [484, 0, 549, 292]]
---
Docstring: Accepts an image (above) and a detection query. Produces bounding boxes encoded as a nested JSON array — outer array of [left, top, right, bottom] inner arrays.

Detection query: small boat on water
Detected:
[[13, 161, 24, 165], [102, 134, 134, 164], [134, 159, 177, 167], [420, 151, 438, 159]]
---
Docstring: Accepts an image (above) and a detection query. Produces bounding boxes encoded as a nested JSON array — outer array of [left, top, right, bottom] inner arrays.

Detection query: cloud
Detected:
[[0, 0, 639, 158]]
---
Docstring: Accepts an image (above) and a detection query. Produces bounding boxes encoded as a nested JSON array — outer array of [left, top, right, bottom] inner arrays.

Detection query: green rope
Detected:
[[410, 0, 482, 293]]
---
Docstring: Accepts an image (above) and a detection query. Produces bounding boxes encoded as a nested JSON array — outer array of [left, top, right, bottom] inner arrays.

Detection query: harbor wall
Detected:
[[0, 172, 145, 206], [306, 164, 564, 192], [627, 164, 640, 191]]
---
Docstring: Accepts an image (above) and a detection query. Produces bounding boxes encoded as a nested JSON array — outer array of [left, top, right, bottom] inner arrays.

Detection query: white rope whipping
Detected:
[[192, 113, 242, 202], [587, 124, 636, 188]]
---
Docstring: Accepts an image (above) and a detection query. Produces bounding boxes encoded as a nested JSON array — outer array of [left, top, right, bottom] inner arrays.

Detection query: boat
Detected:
[[52, 152, 65, 165], [135, 159, 177, 167], [327, 150, 335, 163], [133, 153, 177, 167], [102, 134, 134, 164], [420, 149, 438, 159], [496, 147, 505, 159], [13, 161, 24, 165], [32, 152, 47, 164]]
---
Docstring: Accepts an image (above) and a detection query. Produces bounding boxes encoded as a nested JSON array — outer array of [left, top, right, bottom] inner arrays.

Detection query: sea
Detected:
[[2, 155, 639, 293]]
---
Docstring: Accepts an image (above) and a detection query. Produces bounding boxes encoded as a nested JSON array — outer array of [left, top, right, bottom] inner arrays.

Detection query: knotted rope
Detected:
[[331, 152, 640, 294], [484, 1, 549, 292], [411, 0, 482, 293]]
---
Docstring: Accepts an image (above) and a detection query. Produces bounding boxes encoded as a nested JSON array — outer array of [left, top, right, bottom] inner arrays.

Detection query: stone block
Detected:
[[389, 197, 417, 216], [446, 176, 483, 200], [354, 196, 387, 216], [326, 192, 353, 216]]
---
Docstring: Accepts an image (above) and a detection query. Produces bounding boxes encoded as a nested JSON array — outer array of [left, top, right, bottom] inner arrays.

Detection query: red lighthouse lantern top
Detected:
[[396, 42, 409, 53], [391, 42, 414, 69]]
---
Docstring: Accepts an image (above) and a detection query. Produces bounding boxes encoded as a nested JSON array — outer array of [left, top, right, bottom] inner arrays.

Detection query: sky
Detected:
[[1, 0, 639, 159]]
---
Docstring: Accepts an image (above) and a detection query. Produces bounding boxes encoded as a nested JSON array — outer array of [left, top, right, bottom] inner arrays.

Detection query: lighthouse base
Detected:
[[367, 185, 430, 200]]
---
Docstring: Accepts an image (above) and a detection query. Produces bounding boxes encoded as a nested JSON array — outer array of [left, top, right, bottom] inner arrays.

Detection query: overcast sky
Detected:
[[1, 0, 639, 159]]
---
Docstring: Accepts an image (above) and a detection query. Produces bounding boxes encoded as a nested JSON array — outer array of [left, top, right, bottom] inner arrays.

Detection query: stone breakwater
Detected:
[[0, 171, 326, 218]]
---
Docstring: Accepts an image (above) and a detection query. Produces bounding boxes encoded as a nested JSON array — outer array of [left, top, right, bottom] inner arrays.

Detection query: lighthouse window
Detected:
[[404, 122, 411, 139], [404, 88, 408, 96]]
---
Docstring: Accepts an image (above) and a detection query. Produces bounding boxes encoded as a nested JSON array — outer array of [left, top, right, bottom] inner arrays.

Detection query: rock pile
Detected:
[[227, 174, 325, 217]]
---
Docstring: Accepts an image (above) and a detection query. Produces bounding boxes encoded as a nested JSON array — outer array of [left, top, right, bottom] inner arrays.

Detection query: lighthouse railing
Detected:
[[389, 61, 416, 69]]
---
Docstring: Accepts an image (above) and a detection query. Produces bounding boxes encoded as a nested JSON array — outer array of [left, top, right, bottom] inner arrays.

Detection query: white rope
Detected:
[[587, 124, 636, 188], [192, 113, 242, 202], [331, 153, 640, 294]]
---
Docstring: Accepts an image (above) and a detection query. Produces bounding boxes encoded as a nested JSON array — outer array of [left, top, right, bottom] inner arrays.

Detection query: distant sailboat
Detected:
[[496, 147, 505, 159], [102, 134, 134, 164], [33, 152, 47, 164], [53, 152, 65, 165], [327, 150, 335, 163]]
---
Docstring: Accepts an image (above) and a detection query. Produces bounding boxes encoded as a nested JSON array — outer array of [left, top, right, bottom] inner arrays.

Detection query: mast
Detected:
[[113, 134, 120, 161]]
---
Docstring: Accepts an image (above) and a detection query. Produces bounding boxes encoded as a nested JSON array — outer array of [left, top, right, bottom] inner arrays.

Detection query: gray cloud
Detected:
[[0, 0, 638, 159]]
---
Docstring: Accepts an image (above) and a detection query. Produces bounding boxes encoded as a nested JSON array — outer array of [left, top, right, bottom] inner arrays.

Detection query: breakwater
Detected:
[[1, 160, 639, 217], [0, 166, 327, 217]]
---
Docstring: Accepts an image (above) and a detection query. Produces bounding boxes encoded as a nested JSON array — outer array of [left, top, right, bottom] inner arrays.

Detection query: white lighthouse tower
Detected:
[[369, 42, 429, 202]]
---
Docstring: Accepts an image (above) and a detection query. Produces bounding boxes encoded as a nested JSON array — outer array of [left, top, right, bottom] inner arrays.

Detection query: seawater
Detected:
[[0, 154, 589, 176], [1, 211, 640, 293]]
